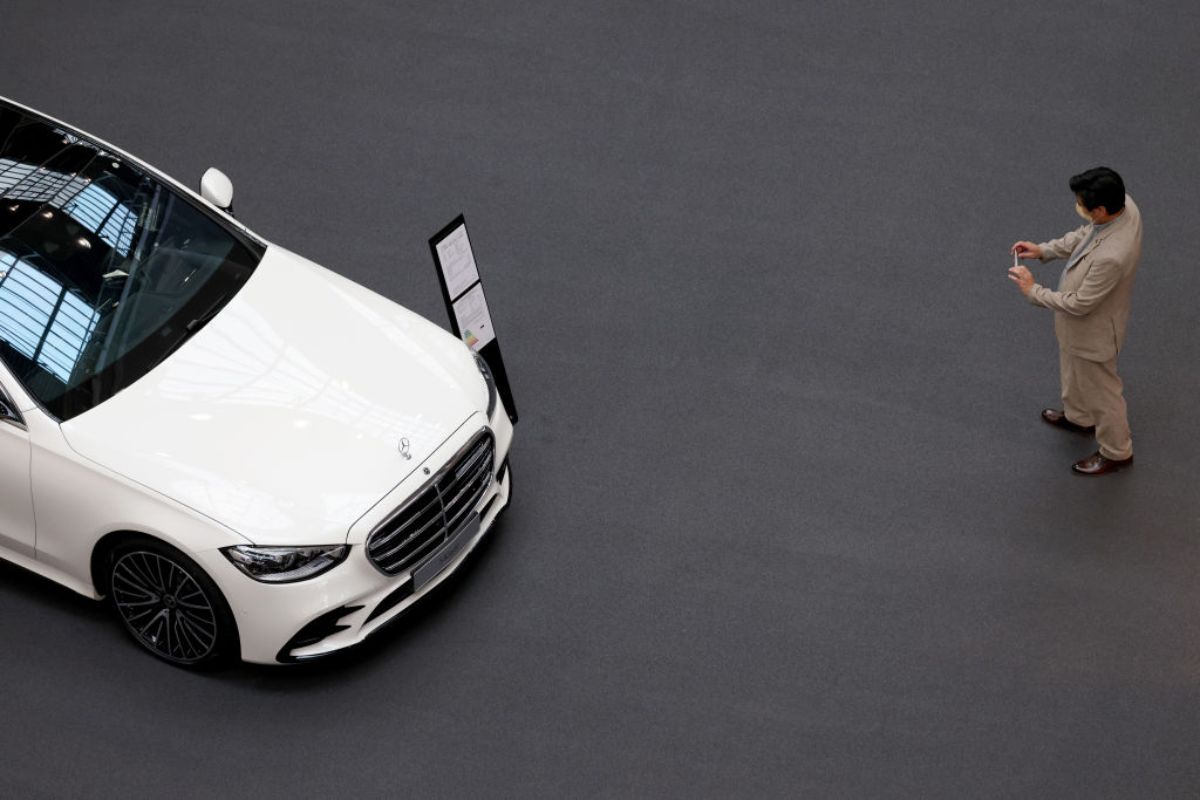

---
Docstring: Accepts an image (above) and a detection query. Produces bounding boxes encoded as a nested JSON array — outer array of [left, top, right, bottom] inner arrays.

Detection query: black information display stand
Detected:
[[429, 214, 518, 424]]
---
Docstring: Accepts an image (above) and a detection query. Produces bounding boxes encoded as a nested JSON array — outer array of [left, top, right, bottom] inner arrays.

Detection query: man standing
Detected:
[[1008, 167, 1143, 476]]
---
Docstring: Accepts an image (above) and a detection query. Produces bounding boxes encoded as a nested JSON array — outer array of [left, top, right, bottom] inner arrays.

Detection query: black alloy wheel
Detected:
[[108, 539, 237, 668]]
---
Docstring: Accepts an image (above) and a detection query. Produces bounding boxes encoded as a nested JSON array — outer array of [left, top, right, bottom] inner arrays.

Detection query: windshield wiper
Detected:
[[146, 293, 231, 372], [185, 293, 229, 333]]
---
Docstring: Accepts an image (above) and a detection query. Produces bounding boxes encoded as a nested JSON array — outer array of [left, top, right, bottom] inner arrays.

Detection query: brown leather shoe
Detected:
[[1042, 408, 1096, 434], [1072, 451, 1133, 476]]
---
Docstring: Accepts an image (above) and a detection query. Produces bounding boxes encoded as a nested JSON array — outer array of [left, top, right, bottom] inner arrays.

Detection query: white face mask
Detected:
[[1075, 201, 1093, 222]]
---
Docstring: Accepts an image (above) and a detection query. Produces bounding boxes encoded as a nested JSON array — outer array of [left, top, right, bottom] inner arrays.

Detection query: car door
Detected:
[[0, 385, 35, 557]]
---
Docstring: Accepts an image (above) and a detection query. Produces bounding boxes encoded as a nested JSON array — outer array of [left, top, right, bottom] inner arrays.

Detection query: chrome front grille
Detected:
[[366, 431, 495, 576]]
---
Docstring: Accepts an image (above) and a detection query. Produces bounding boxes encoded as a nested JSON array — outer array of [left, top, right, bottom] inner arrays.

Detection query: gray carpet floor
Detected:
[[1, 2, 1198, 797]]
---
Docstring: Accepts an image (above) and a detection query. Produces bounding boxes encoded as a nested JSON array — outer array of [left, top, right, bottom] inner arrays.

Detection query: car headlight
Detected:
[[221, 544, 349, 583], [474, 352, 498, 419]]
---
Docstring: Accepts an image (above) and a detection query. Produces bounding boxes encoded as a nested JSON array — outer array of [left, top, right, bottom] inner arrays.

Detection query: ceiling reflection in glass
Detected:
[[0, 100, 263, 420], [0, 251, 99, 383]]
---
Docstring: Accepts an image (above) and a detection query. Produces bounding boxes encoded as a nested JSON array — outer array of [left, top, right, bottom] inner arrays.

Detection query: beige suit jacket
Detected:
[[1029, 194, 1142, 361]]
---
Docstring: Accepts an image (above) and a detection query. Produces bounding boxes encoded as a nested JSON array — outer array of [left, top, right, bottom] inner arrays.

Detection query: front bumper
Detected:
[[192, 411, 513, 664]]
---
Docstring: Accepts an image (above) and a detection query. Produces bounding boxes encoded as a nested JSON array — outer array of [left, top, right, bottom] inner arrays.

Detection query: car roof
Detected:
[[0, 94, 265, 248]]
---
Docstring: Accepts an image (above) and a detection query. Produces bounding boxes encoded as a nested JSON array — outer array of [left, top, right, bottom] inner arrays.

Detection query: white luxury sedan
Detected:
[[0, 96, 514, 667]]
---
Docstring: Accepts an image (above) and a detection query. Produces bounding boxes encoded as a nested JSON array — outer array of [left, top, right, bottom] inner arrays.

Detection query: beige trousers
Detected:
[[1059, 349, 1133, 460]]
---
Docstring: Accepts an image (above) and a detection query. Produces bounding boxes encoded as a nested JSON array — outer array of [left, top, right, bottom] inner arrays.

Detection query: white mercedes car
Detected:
[[0, 96, 513, 667]]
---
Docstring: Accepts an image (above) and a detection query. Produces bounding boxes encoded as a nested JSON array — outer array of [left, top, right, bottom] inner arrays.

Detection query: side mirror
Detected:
[[199, 167, 235, 214]]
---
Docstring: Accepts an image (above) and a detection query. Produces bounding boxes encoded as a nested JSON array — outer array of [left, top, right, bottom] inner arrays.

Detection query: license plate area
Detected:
[[411, 513, 481, 591]]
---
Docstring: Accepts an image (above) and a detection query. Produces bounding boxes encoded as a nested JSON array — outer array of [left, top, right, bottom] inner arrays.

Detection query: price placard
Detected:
[[430, 215, 517, 424]]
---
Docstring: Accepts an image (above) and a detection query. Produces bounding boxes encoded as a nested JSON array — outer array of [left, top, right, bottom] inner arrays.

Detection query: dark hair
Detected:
[[1069, 167, 1126, 214]]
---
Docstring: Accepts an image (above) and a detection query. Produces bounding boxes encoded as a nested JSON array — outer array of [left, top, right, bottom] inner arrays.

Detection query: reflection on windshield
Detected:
[[0, 158, 137, 255], [0, 102, 263, 420], [0, 253, 99, 383]]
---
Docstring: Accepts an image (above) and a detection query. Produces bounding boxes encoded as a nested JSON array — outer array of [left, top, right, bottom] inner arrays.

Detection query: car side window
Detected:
[[0, 381, 22, 424]]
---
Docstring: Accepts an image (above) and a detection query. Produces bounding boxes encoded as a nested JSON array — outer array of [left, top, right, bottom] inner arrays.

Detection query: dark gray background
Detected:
[[2, 1, 1199, 797]]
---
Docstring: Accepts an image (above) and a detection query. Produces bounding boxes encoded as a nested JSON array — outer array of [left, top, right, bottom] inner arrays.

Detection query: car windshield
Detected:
[[0, 102, 263, 420]]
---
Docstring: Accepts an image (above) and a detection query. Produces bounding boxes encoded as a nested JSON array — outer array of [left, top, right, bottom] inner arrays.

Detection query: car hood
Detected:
[[60, 245, 486, 545]]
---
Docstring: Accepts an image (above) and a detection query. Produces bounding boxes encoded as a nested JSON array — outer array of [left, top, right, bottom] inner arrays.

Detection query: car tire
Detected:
[[106, 537, 239, 668]]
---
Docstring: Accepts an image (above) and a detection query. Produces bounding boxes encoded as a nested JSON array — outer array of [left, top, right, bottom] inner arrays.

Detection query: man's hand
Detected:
[[1011, 241, 1042, 260], [1008, 265, 1034, 296]]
